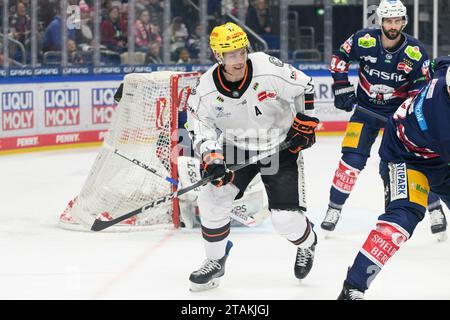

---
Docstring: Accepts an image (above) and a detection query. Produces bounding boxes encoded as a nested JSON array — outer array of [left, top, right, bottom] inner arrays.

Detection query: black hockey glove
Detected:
[[285, 113, 320, 153], [332, 82, 357, 112], [202, 151, 234, 187], [114, 83, 124, 103]]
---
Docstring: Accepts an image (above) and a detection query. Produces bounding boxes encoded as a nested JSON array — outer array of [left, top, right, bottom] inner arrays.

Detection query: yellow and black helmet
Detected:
[[210, 22, 249, 61]]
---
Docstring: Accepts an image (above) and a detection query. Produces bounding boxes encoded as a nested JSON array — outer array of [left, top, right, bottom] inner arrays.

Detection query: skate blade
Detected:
[[435, 231, 448, 242], [189, 278, 221, 292], [321, 229, 335, 240]]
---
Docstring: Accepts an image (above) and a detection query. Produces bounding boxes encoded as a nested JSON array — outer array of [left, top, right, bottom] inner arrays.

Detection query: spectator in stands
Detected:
[[221, 0, 248, 17], [135, 10, 152, 52], [147, 0, 163, 31], [0, 2, 3, 33], [136, 0, 149, 12], [150, 23, 162, 47], [42, 7, 76, 52], [101, 6, 128, 54], [144, 41, 162, 65], [175, 47, 192, 64], [169, 16, 189, 60], [39, 0, 57, 29], [9, 1, 31, 47], [185, 23, 201, 60], [75, 1, 94, 50], [119, 2, 128, 27], [171, 0, 198, 34], [9, 2, 31, 60], [208, 0, 221, 19], [245, 0, 272, 35], [67, 39, 84, 65]]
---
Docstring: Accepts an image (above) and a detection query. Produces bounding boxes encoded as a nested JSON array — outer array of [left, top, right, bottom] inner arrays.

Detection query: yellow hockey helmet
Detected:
[[210, 22, 249, 61]]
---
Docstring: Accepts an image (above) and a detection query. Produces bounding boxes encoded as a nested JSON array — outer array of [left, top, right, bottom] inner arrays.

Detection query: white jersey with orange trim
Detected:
[[187, 52, 315, 154]]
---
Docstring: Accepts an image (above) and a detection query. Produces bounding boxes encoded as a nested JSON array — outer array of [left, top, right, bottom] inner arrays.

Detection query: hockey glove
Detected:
[[202, 151, 234, 187], [332, 82, 357, 112], [114, 83, 124, 103], [285, 113, 320, 153]]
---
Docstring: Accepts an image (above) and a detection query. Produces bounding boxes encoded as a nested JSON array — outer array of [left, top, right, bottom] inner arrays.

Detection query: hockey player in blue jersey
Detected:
[[321, 0, 447, 240], [338, 58, 450, 300]]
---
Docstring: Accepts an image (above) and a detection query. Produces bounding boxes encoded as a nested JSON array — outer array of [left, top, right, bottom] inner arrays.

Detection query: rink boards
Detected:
[[0, 68, 356, 153]]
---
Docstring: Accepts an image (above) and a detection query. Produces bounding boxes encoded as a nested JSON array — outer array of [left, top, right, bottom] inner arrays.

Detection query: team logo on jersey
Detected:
[[268, 56, 283, 67], [257, 91, 277, 102], [407, 169, 429, 208], [404, 46, 422, 61], [216, 96, 224, 103], [363, 65, 406, 81], [413, 86, 429, 131], [342, 122, 363, 149], [214, 105, 231, 118], [342, 36, 353, 54], [252, 82, 260, 91], [358, 34, 376, 49], [426, 79, 438, 99], [421, 59, 430, 80], [360, 55, 378, 63], [388, 163, 408, 202], [397, 61, 413, 74]]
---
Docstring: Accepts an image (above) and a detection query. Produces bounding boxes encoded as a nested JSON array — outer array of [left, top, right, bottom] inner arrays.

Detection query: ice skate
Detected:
[[429, 207, 448, 242], [295, 231, 317, 281], [189, 241, 233, 292], [337, 280, 365, 300], [321, 206, 342, 237]]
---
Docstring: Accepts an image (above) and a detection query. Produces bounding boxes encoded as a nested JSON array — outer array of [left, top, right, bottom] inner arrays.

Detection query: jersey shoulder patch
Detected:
[[268, 55, 283, 67], [353, 28, 379, 50], [404, 45, 423, 62], [357, 33, 377, 49]]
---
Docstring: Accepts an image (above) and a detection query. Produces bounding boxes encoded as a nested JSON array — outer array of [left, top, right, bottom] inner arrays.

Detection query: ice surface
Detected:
[[1, 137, 449, 299]]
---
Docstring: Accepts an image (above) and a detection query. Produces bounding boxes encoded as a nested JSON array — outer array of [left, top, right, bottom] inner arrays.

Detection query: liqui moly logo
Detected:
[[1, 91, 34, 131], [92, 88, 117, 124], [44, 89, 80, 127]]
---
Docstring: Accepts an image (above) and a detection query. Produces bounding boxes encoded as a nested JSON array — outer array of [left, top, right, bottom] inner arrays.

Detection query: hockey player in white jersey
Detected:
[[186, 22, 320, 291]]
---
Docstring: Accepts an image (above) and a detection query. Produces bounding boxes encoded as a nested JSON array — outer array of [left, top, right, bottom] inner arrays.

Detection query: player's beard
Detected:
[[382, 26, 402, 40]]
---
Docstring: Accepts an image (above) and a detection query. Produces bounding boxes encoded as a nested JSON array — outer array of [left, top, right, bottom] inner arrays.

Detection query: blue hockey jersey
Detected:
[[330, 28, 429, 116], [379, 73, 450, 168]]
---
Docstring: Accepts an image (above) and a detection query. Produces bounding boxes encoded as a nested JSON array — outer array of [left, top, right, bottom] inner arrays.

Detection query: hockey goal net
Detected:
[[60, 71, 200, 232]]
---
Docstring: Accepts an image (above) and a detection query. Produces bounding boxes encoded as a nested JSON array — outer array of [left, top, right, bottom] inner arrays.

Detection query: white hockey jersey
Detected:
[[187, 52, 315, 154]]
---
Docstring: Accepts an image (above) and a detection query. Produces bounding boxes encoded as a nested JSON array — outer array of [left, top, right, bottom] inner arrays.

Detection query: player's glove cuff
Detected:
[[332, 82, 357, 112], [286, 113, 319, 153], [202, 151, 234, 187]]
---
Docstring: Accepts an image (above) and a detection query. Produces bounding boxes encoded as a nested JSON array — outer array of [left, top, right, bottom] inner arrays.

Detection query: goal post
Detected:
[[59, 71, 201, 232]]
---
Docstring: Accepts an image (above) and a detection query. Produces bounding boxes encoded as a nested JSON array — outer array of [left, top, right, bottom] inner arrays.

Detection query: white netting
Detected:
[[60, 71, 200, 232]]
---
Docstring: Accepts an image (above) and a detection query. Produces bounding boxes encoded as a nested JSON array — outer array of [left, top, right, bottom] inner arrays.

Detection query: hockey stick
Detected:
[[354, 105, 388, 124], [91, 140, 292, 231], [112, 147, 178, 186], [111, 147, 262, 227]]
